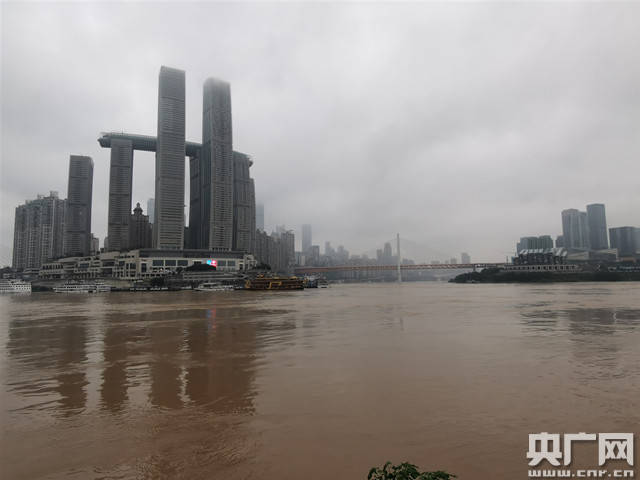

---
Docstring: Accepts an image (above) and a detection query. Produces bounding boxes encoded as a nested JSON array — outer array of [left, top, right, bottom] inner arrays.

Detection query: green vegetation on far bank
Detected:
[[368, 462, 455, 480], [451, 268, 640, 284]]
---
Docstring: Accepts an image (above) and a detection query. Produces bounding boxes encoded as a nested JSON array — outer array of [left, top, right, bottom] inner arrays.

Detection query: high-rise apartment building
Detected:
[[187, 151, 201, 249], [13, 191, 66, 270], [281, 230, 295, 269], [201, 77, 234, 250], [232, 152, 255, 253], [516, 235, 554, 252], [249, 179, 256, 252], [461, 252, 471, 264], [154, 66, 185, 250], [301, 224, 312, 253], [383, 242, 393, 264], [107, 139, 133, 251], [586, 203, 608, 250], [561, 209, 590, 250], [254, 229, 295, 273], [609, 227, 638, 257], [64, 155, 93, 256], [308, 245, 320, 265]]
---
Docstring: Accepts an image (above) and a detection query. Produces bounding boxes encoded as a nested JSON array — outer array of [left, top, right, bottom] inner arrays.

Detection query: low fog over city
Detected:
[[2, 2, 639, 264]]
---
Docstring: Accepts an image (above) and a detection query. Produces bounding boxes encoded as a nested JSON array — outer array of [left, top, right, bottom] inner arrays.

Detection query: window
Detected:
[[177, 260, 188, 266], [152, 260, 163, 267], [165, 259, 176, 266]]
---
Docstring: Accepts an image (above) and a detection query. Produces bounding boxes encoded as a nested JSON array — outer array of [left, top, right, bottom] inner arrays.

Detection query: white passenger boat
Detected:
[[53, 282, 112, 293], [0, 279, 32, 294], [194, 282, 234, 292]]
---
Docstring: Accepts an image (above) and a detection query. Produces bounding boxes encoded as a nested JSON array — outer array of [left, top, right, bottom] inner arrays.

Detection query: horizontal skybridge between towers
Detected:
[[98, 132, 253, 164], [98, 132, 202, 157], [294, 263, 506, 275]]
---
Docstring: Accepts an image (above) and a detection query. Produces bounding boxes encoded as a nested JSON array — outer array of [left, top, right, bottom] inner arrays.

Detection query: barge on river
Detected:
[[244, 276, 304, 291]]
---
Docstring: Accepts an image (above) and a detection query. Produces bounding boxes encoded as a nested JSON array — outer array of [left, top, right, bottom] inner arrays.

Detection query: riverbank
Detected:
[[451, 268, 640, 283]]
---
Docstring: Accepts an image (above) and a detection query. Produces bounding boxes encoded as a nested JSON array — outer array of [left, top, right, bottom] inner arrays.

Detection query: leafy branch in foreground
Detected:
[[368, 462, 456, 480]]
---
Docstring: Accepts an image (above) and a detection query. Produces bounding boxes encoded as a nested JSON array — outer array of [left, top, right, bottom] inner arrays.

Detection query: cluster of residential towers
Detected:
[[516, 203, 640, 260]]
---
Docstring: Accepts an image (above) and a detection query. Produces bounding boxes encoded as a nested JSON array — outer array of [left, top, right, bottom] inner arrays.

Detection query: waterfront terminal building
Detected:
[[39, 248, 256, 281]]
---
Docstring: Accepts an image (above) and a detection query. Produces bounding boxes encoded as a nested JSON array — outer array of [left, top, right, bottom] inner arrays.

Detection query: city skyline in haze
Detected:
[[2, 2, 639, 264]]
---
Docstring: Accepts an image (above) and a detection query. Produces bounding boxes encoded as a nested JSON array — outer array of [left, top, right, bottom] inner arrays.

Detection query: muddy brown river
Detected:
[[1, 282, 639, 479]]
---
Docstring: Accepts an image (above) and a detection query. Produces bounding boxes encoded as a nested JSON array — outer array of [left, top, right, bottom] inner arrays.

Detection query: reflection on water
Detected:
[[1, 283, 640, 479]]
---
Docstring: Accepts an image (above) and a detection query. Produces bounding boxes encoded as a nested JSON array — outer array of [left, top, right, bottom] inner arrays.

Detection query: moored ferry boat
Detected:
[[195, 282, 234, 292], [244, 276, 304, 291], [53, 281, 112, 293], [303, 276, 318, 288], [0, 279, 32, 294]]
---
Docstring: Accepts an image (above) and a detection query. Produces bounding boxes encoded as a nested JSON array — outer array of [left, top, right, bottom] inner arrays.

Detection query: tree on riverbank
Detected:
[[368, 462, 455, 480]]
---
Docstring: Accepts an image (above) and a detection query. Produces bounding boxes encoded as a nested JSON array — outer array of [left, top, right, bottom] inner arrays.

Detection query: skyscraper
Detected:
[[232, 152, 255, 253], [256, 203, 264, 231], [129, 203, 152, 250], [301, 224, 312, 253], [201, 77, 233, 250], [187, 151, 200, 249], [13, 191, 66, 270], [64, 155, 93, 256], [107, 139, 133, 251], [383, 242, 393, 264], [561, 209, 589, 250], [586, 203, 608, 250], [281, 230, 295, 270], [154, 66, 185, 250], [147, 198, 155, 224], [249, 179, 256, 253], [609, 227, 638, 257]]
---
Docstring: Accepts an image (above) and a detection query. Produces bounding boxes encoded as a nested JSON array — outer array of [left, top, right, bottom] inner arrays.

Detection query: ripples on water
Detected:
[[1, 282, 639, 479]]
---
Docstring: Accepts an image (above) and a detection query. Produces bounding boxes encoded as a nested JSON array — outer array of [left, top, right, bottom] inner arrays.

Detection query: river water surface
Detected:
[[1, 282, 640, 479]]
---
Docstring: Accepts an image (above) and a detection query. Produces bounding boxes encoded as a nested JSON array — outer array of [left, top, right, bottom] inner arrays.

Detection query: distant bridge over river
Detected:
[[294, 263, 506, 276]]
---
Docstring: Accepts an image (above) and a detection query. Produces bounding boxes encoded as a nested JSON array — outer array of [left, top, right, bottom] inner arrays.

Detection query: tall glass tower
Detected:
[[586, 203, 608, 250], [154, 66, 185, 250], [107, 138, 133, 251], [64, 155, 93, 256], [201, 77, 234, 250]]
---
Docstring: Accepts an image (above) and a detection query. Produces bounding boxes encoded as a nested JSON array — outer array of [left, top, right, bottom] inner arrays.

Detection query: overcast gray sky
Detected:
[[1, 2, 639, 264]]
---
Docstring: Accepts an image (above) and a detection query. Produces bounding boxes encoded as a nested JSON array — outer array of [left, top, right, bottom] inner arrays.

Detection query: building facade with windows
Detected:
[[302, 224, 312, 253], [561, 209, 590, 251], [107, 139, 133, 251], [200, 77, 234, 250], [586, 203, 608, 250], [609, 227, 638, 258], [154, 66, 186, 250], [13, 191, 66, 271], [39, 248, 256, 281], [64, 155, 93, 256], [129, 203, 153, 250]]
